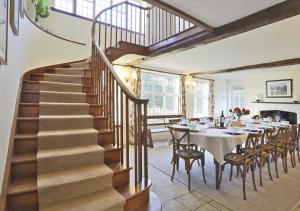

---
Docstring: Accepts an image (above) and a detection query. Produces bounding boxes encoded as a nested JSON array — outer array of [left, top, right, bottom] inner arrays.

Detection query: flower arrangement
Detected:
[[229, 107, 250, 120]]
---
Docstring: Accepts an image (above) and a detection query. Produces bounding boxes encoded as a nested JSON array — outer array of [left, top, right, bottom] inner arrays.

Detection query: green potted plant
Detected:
[[32, 0, 49, 22]]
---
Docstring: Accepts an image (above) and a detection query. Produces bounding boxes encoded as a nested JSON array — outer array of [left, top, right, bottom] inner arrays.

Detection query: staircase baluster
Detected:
[[143, 103, 148, 185], [158, 8, 161, 41], [120, 90, 124, 165], [120, 4, 123, 42], [143, 10, 146, 46], [125, 96, 129, 169], [130, 5, 132, 43], [139, 8, 141, 45], [104, 11, 107, 49], [134, 103, 138, 184], [138, 104, 142, 183], [125, 3, 128, 42], [116, 84, 119, 148], [115, 6, 118, 46], [111, 76, 115, 144], [110, 8, 113, 47]]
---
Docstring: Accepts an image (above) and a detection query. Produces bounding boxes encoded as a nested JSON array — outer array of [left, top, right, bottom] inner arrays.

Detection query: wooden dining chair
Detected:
[[269, 127, 288, 177], [287, 125, 298, 168], [220, 132, 262, 200], [168, 126, 206, 190], [256, 128, 275, 186]]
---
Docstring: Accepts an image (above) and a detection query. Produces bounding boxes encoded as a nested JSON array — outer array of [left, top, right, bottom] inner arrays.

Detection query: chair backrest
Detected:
[[275, 127, 289, 144], [243, 132, 263, 160], [168, 126, 192, 154], [296, 124, 300, 141], [169, 118, 182, 125], [289, 125, 298, 143], [262, 128, 277, 144]]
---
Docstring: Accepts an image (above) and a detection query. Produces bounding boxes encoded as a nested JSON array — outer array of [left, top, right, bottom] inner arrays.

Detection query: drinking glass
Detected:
[[275, 116, 280, 122]]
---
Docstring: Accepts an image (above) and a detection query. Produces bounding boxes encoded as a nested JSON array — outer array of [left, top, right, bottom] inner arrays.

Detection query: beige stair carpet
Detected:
[[37, 66, 125, 210]]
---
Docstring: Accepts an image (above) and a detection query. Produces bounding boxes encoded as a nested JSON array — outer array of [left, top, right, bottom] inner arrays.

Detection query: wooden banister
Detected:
[[91, 1, 197, 185]]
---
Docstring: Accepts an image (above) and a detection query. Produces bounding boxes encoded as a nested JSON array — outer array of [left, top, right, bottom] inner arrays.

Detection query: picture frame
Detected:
[[0, 0, 8, 64], [266, 79, 293, 98], [10, 0, 19, 35]]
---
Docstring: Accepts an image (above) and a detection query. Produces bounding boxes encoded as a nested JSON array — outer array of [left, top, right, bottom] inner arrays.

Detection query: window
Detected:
[[141, 71, 180, 115], [54, 0, 143, 32], [194, 80, 209, 117], [231, 86, 245, 108]]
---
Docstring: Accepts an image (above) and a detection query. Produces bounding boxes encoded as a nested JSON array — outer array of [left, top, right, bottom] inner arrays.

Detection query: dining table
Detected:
[[172, 120, 291, 189]]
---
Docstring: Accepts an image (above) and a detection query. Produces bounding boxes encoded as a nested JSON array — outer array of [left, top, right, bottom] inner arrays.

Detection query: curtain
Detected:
[[180, 75, 186, 117], [208, 80, 215, 117]]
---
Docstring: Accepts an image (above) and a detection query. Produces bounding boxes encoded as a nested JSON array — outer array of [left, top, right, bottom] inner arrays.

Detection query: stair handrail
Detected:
[[91, 1, 150, 186], [92, 2, 150, 103]]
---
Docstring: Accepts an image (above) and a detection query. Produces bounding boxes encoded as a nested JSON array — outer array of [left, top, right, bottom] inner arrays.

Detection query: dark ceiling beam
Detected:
[[190, 58, 300, 76], [142, 0, 214, 32], [148, 0, 300, 57]]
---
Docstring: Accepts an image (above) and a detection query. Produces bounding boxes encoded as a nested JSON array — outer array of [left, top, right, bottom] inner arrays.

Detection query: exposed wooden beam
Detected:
[[148, 0, 300, 57], [190, 58, 300, 76], [142, 0, 214, 32]]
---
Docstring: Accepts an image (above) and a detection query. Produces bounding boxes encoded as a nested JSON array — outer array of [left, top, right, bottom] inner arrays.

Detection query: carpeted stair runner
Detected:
[[37, 63, 125, 211]]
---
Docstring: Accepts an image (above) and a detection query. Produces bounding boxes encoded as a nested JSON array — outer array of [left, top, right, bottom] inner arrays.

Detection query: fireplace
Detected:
[[260, 110, 297, 124]]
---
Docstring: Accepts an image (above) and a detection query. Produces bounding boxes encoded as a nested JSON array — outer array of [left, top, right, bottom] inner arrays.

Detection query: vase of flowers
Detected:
[[229, 107, 250, 121]]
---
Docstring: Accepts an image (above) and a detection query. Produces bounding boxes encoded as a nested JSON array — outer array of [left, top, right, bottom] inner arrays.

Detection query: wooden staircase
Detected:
[[5, 62, 161, 211]]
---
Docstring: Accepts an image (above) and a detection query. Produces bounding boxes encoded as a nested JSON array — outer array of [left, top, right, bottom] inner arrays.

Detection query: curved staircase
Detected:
[[3, 1, 199, 210], [6, 61, 160, 211]]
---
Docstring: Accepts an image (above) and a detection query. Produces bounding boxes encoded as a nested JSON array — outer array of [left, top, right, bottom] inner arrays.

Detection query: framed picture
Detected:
[[266, 79, 293, 98], [10, 0, 19, 35], [0, 0, 8, 64]]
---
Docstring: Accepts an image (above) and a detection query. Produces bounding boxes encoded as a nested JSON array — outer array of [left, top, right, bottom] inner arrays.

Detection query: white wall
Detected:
[[0, 16, 89, 191], [213, 66, 300, 122]]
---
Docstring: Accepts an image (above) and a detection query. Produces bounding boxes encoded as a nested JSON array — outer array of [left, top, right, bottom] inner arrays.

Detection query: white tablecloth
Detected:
[[190, 129, 247, 164], [173, 125, 247, 164]]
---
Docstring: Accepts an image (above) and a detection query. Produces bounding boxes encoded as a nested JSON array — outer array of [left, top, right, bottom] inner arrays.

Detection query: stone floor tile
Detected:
[[163, 199, 191, 211], [176, 192, 207, 210], [195, 203, 219, 211]]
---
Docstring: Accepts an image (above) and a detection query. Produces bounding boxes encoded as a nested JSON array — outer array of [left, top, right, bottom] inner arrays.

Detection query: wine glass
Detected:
[[275, 115, 280, 123]]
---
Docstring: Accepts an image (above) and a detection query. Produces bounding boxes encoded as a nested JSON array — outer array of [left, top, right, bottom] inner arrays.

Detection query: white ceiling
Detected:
[[140, 14, 300, 74], [161, 0, 286, 27]]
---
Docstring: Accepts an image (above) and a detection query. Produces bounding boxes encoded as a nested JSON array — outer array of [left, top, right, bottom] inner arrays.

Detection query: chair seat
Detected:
[[224, 153, 252, 164], [176, 149, 204, 159]]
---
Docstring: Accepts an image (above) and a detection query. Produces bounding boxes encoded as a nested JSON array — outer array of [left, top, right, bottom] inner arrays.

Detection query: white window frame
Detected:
[[194, 79, 209, 117], [230, 85, 245, 108], [141, 71, 180, 115]]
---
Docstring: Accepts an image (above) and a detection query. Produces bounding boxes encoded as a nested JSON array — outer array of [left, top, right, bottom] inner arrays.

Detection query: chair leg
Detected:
[[251, 163, 257, 191], [187, 160, 191, 190], [176, 157, 179, 170], [290, 150, 295, 168], [275, 154, 279, 178], [242, 166, 247, 200], [229, 164, 233, 181], [267, 156, 273, 181], [283, 151, 288, 174], [171, 156, 176, 181], [259, 159, 263, 187], [297, 144, 300, 162], [201, 160, 206, 184]]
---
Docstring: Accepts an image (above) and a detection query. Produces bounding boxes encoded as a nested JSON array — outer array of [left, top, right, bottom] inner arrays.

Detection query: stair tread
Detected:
[[107, 162, 129, 172], [103, 145, 121, 151], [23, 80, 92, 87], [8, 177, 37, 195], [38, 164, 112, 189], [39, 114, 93, 119], [40, 90, 86, 95], [43, 73, 92, 79], [20, 102, 102, 107], [40, 80, 83, 86], [39, 128, 99, 136], [38, 145, 104, 158], [39, 187, 125, 211], [22, 90, 97, 96], [12, 153, 36, 164], [116, 179, 151, 200]]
